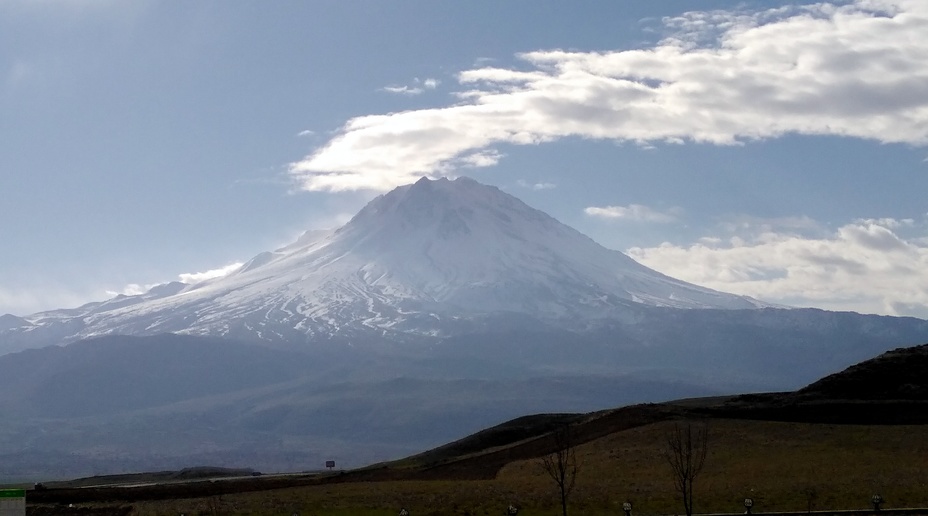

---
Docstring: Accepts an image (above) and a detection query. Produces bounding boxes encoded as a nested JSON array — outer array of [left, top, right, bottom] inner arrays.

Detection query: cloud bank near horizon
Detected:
[[628, 217, 928, 319], [289, 0, 928, 192]]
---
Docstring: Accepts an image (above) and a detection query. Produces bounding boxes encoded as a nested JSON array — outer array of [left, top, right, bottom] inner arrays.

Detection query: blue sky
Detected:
[[2, 0, 927, 318]]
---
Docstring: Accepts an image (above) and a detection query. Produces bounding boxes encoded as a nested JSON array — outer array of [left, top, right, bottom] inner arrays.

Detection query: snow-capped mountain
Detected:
[[4, 178, 928, 477], [2, 177, 765, 350]]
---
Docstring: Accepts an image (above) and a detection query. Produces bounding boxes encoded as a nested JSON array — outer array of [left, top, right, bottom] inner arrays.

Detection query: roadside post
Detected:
[[744, 498, 754, 515], [623, 501, 633, 516], [872, 495, 883, 512]]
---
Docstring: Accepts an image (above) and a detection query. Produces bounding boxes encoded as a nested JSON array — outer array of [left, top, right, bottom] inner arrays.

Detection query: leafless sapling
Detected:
[[662, 421, 709, 516], [541, 423, 579, 516]]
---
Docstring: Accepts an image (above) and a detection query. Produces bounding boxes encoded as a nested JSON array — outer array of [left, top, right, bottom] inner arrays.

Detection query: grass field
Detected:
[[125, 419, 928, 516]]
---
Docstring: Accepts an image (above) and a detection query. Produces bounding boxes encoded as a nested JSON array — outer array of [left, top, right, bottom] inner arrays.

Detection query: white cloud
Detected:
[[105, 283, 157, 297], [382, 85, 424, 96], [381, 77, 441, 97], [516, 180, 556, 190], [585, 204, 680, 223], [103, 262, 243, 301], [177, 263, 243, 284], [626, 219, 928, 318], [297, 129, 315, 137], [291, 0, 928, 192], [854, 217, 914, 228], [457, 149, 503, 168]]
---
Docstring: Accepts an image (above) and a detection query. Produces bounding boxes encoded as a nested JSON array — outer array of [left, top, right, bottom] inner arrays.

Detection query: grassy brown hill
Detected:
[[25, 342, 928, 509], [799, 343, 928, 400], [699, 343, 928, 425], [363, 342, 928, 480]]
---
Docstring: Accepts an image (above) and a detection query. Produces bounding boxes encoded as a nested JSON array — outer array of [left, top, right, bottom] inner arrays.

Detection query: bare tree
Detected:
[[540, 424, 579, 516], [662, 421, 709, 516], [801, 485, 818, 514], [205, 494, 223, 516]]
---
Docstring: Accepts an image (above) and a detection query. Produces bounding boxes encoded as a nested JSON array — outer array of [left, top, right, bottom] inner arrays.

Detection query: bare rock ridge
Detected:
[[1, 176, 763, 351]]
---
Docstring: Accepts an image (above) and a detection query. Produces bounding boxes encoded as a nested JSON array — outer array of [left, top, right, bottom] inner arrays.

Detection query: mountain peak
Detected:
[[342, 175, 554, 250], [2, 177, 767, 349], [411, 175, 451, 187], [344, 176, 492, 236]]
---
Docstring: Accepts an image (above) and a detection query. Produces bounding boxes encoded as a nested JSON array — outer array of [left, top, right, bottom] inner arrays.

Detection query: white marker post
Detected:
[[0, 489, 25, 516]]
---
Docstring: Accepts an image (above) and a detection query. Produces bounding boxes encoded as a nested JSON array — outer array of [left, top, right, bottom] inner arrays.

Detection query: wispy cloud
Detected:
[[291, 0, 928, 192], [585, 204, 680, 223], [103, 262, 244, 301], [717, 215, 824, 234], [382, 85, 423, 96], [854, 217, 914, 229], [177, 263, 243, 284], [297, 129, 315, 137], [381, 77, 441, 96], [0, 285, 98, 317], [105, 283, 158, 297], [1, 261, 245, 316], [516, 180, 556, 191], [626, 218, 928, 318]]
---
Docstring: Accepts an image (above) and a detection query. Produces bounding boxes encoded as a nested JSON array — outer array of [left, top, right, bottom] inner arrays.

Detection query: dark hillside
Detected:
[[699, 342, 928, 424], [798, 343, 928, 400], [343, 403, 687, 481], [398, 413, 581, 468]]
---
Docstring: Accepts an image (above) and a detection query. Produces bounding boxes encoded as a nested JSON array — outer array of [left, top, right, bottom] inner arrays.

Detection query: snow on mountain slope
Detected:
[[3, 177, 766, 347]]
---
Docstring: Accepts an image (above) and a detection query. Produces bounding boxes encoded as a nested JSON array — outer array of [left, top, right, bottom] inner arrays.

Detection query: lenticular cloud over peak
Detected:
[[289, 0, 928, 192]]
